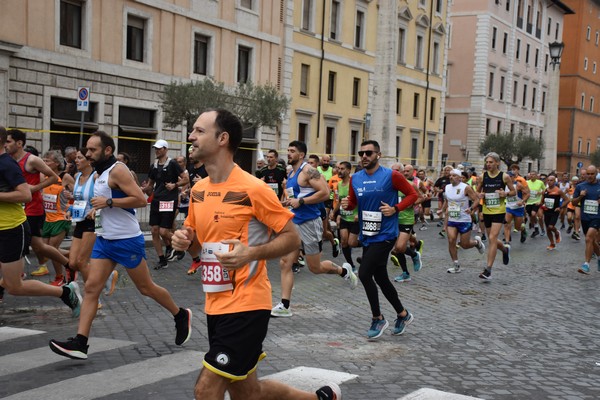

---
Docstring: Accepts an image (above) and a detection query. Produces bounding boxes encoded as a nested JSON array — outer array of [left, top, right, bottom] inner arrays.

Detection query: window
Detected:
[[60, 0, 82, 48], [416, 35, 424, 69], [396, 89, 402, 115], [396, 136, 400, 158], [351, 130, 359, 160], [506, 0, 510, 12], [547, 17, 552, 36], [325, 126, 335, 155], [591, 97, 595, 113], [193, 34, 209, 75], [432, 42, 440, 74], [594, 62, 597, 74], [430, 97, 436, 121], [500, 76, 505, 100], [513, 81, 518, 104], [596, 31, 599, 46], [330, 0, 340, 40], [587, 26, 592, 41], [555, 22, 560, 40], [489, 72, 495, 97], [352, 78, 360, 106], [237, 46, 252, 83], [584, 57, 588, 71], [497, 120, 502, 134], [240, 0, 253, 8], [327, 71, 336, 101], [427, 139, 434, 166], [126, 15, 145, 62], [492, 27, 497, 49], [298, 122, 307, 143], [578, 138, 582, 154], [300, 64, 309, 96], [435, 0, 442, 13], [587, 140, 591, 155], [397, 28, 406, 64], [413, 93, 420, 118], [411, 138, 418, 165], [486, 118, 491, 134], [510, 123, 515, 133], [542, 91, 546, 112], [534, 48, 539, 67], [545, 53, 549, 72], [302, 0, 312, 31], [516, 39, 521, 60], [522, 84, 527, 107], [532, 87, 536, 110], [525, 43, 530, 64], [503, 32, 508, 54], [355, 9, 365, 48], [581, 93, 585, 110]]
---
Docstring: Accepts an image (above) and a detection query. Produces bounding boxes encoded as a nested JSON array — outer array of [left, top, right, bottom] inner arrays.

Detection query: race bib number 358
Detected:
[[201, 242, 234, 293]]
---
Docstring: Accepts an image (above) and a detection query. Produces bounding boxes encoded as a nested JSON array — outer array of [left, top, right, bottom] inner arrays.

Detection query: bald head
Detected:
[[391, 162, 404, 172], [586, 165, 597, 182]]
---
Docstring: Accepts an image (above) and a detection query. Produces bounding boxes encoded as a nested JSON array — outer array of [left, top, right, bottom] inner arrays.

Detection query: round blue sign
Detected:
[[78, 88, 88, 100], [577, 162, 584, 168]]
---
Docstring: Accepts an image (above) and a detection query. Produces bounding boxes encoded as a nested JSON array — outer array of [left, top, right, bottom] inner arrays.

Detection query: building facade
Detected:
[[557, 0, 600, 175], [0, 0, 284, 174], [444, 0, 573, 172]]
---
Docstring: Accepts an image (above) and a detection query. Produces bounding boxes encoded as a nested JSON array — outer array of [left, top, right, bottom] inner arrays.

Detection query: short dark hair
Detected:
[[7, 129, 26, 146], [24, 145, 39, 157], [0, 126, 6, 144], [308, 154, 320, 164], [360, 140, 380, 152], [510, 164, 520, 170], [118, 151, 131, 164], [289, 140, 307, 156], [92, 131, 115, 154], [268, 149, 279, 158], [205, 108, 243, 153], [340, 161, 352, 170]]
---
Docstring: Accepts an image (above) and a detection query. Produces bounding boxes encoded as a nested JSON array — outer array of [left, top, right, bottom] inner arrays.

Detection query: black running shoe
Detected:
[[531, 229, 539, 238], [49, 337, 89, 360], [154, 260, 168, 270], [174, 308, 192, 346], [567, 225, 573, 234], [502, 244, 510, 265], [520, 228, 527, 243], [175, 250, 186, 261], [572, 232, 581, 241], [292, 263, 300, 273], [479, 269, 492, 281], [316, 382, 341, 400], [332, 238, 340, 258]]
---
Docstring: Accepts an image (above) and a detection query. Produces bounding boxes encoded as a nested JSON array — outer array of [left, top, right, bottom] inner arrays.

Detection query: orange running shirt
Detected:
[[42, 177, 68, 223], [185, 165, 293, 315]]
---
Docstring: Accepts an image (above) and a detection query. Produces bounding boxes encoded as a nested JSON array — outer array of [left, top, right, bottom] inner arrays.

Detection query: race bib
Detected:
[[285, 187, 295, 199], [506, 196, 520, 209], [484, 193, 501, 208], [361, 211, 382, 236], [530, 190, 539, 198], [42, 193, 57, 213], [95, 210, 103, 235], [71, 200, 88, 221], [544, 197, 555, 210], [159, 200, 174, 212], [201, 242, 234, 293], [583, 199, 598, 215], [448, 201, 461, 219], [267, 182, 279, 195]]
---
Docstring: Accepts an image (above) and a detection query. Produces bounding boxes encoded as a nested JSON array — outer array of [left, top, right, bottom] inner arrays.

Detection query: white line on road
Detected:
[[0, 338, 135, 376], [0, 327, 45, 342]]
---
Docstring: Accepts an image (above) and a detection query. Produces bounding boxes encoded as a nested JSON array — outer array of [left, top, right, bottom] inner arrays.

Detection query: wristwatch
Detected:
[[299, 198, 305, 206], [106, 198, 113, 208]]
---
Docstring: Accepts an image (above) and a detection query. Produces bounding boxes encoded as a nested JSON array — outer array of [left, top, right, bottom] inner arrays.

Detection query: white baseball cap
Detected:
[[152, 139, 169, 149]]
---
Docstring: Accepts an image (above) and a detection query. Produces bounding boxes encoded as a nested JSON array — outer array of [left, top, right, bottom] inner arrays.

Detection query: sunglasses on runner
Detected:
[[358, 150, 376, 157]]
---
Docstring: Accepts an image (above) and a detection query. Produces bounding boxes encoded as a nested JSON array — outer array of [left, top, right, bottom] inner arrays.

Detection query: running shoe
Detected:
[[438, 231, 446, 238], [170, 250, 185, 261], [572, 232, 581, 241], [479, 269, 492, 281], [297, 254, 306, 266], [520, 227, 527, 243], [540, 230, 546, 237], [187, 259, 201, 275], [316, 382, 342, 400], [174, 308, 192, 345], [104, 270, 119, 296], [531, 229, 540, 238], [31, 265, 49, 276], [390, 254, 400, 267], [271, 302, 292, 317], [447, 264, 461, 273], [578, 263, 590, 274], [165, 247, 175, 261], [481, 234, 487, 241], [394, 272, 411, 282], [502, 244, 510, 265], [392, 311, 414, 335], [65, 266, 77, 284], [567, 225, 573, 234], [367, 318, 389, 340], [437, 221, 443, 227], [154, 260, 168, 270], [62, 282, 82, 318], [419, 224, 428, 231], [474, 236, 485, 254], [50, 275, 65, 287], [342, 263, 357, 289], [560, 223, 566, 230], [411, 251, 422, 272], [49, 337, 89, 360], [292, 263, 301, 273], [555, 230, 561, 244], [547, 244, 556, 251], [332, 238, 340, 258], [417, 240, 424, 254]]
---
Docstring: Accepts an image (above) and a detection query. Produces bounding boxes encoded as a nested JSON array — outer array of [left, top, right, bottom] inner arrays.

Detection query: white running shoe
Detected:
[[271, 302, 292, 317], [474, 236, 486, 254], [342, 263, 358, 290]]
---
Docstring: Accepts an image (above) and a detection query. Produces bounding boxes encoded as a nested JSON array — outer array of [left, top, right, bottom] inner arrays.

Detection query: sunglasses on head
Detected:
[[358, 150, 376, 157]]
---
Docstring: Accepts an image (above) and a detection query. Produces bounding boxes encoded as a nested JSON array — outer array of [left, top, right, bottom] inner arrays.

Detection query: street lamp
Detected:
[[549, 41, 565, 71]]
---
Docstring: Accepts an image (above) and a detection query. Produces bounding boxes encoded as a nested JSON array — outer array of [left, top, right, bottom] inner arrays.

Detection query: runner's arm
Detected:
[[27, 155, 59, 193], [0, 182, 31, 203], [391, 171, 418, 211], [93, 163, 147, 209]]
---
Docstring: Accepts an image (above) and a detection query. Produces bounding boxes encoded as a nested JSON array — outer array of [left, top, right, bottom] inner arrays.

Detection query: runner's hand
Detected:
[[172, 227, 194, 251], [215, 239, 250, 270], [379, 201, 396, 217]]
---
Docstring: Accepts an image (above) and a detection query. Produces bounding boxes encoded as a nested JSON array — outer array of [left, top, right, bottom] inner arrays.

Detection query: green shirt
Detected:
[[337, 181, 357, 222], [397, 191, 415, 225], [527, 179, 546, 205]]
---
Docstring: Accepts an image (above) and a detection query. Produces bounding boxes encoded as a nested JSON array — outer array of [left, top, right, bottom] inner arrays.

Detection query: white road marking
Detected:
[[398, 388, 483, 400], [0, 327, 45, 342]]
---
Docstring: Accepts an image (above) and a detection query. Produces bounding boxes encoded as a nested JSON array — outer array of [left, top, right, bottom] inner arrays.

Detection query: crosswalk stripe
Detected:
[[0, 327, 45, 343], [398, 388, 483, 400], [2, 350, 204, 400], [0, 338, 135, 376]]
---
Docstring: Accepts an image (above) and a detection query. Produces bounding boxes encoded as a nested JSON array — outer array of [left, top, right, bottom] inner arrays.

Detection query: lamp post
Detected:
[[549, 41, 565, 70]]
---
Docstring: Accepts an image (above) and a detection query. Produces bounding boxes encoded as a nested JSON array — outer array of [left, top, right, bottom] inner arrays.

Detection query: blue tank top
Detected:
[[71, 171, 95, 222], [287, 162, 321, 224], [351, 166, 399, 245]]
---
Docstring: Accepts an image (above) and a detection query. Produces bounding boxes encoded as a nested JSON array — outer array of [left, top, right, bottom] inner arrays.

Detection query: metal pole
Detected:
[[78, 111, 85, 149]]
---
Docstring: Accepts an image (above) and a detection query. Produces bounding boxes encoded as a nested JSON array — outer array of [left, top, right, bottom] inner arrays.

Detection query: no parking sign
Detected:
[[77, 87, 90, 112]]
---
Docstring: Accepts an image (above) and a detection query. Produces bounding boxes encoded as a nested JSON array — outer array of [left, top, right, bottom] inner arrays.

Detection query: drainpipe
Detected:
[[422, 0, 434, 151], [316, 0, 326, 139]]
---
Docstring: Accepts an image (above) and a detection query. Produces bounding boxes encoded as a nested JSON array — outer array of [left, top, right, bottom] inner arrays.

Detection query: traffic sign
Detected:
[[577, 161, 584, 168], [77, 86, 90, 112]]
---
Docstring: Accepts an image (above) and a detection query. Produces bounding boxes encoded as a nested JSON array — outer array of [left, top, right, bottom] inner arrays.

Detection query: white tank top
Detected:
[[444, 182, 471, 223], [94, 162, 142, 240]]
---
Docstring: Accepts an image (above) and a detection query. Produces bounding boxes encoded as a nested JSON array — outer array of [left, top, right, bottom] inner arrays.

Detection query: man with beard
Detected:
[[434, 166, 452, 237], [332, 161, 359, 272], [49, 131, 191, 360], [341, 140, 418, 339], [571, 165, 600, 274], [271, 141, 357, 318], [257, 149, 286, 201]]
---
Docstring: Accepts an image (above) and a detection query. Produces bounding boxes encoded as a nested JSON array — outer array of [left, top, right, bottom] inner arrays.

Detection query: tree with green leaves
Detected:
[[161, 79, 289, 130], [479, 132, 545, 168], [589, 150, 600, 166]]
